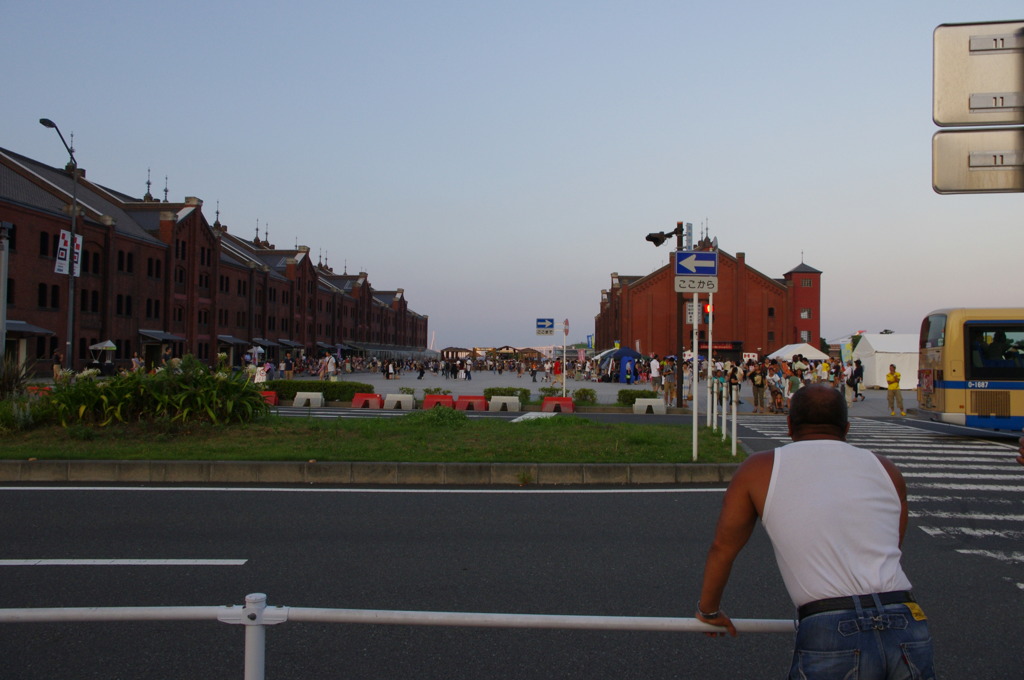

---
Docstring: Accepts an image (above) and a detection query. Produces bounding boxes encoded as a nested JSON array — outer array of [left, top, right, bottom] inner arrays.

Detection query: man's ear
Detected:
[[842, 422, 851, 441]]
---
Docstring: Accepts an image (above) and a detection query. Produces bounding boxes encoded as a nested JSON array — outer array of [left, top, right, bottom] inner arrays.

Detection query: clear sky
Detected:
[[4, 1, 1021, 350]]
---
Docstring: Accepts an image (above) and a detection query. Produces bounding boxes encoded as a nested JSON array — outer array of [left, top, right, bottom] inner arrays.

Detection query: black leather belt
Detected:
[[798, 590, 915, 620]]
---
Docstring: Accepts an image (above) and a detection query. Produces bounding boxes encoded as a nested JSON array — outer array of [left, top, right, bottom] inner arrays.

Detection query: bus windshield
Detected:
[[965, 323, 1024, 381]]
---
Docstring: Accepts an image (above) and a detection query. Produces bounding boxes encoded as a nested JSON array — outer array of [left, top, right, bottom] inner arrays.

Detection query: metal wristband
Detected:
[[697, 602, 720, 618]]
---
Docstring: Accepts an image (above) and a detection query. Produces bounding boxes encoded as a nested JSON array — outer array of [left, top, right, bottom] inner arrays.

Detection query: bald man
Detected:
[[696, 385, 935, 679]]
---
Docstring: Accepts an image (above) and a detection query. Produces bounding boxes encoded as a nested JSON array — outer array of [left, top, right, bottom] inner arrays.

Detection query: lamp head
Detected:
[[39, 118, 56, 129], [645, 232, 668, 247]]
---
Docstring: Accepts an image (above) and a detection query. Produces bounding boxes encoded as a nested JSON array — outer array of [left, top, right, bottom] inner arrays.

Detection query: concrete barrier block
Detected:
[[293, 392, 324, 408], [352, 393, 383, 409], [422, 394, 455, 409], [541, 397, 575, 413], [488, 396, 522, 412], [455, 396, 488, 411], [383, 394, 415, 410], [632, 398, 667, 415]]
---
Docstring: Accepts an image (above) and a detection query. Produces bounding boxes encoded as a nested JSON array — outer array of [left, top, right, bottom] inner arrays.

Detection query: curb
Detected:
[[0, 460, 740, 486]]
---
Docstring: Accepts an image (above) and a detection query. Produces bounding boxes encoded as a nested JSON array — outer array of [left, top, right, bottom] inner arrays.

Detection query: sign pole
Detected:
[[692, 291, 699, 461], [706, 292, 714, 428]]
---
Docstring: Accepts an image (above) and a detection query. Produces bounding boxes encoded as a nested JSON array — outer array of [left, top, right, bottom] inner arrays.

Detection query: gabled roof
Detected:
[[786, 262, 822, 275], [0, 147, 164, 247]]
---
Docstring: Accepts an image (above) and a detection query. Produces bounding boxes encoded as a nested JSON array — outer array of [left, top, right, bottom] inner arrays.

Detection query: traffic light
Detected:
[[703, 303, 713, 324]]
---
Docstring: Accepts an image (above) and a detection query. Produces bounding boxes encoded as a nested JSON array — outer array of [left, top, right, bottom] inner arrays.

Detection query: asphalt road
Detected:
[[1, 425, 1021, 680]]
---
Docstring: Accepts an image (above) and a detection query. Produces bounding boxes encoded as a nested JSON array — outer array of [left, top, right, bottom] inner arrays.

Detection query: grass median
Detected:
[[0, 410, 743, 464]]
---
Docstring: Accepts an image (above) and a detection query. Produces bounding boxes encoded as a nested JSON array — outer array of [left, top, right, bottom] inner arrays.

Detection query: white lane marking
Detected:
[[955, 550, 1024, 565], [0, 559, 247, 566], [911, 484, 1024, 492], [903, 472, 1022, 480], [0, 486, 724, 495], [910, 510, 1024, 521], [915, 526, 1024, 540]]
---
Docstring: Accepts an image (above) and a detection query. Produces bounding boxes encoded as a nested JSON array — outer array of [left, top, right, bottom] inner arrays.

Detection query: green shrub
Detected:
[[616, 389, 658, 406], [264, 379, 374, 402], [0, 395, 52, 433], [399, 387, 416, 396], [48, 354, 270, 427], [0, 356, 36, 399], [572, 388, 597, 404], [538, 386, 565, 398], [483, 386, 531, 403], [422, 387, 452, 396], [403, 406, 467, 428]]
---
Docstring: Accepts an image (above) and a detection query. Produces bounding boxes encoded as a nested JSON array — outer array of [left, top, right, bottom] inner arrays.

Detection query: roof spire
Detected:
[[144, 168, 153, 201], [163, 176, 169, 202], [214, 201, 221, 227]]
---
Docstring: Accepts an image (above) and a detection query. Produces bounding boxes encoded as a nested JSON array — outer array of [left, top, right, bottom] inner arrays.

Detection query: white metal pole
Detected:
[[711, 376, 718, 431], [731, 384, 738, 456], [561, 321, 567, 398], [705, 293, 714, 427], [243, 593, 267, 680], [691, 292, 698, 461], [722, 380, 728, 441]]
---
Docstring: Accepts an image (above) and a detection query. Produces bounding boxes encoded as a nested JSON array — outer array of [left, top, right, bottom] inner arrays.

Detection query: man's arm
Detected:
[[876, 454, 909, 546], [696, 452, 772, 636]]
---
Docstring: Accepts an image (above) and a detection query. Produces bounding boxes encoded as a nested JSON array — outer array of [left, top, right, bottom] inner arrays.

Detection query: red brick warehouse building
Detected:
[[0, 145, 429, 371], [594, 234, 821, 362]]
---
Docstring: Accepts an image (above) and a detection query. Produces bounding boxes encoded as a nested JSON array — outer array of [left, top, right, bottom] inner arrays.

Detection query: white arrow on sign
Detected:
[[537, 318, 554, 329], [676, 253, 717, 274]]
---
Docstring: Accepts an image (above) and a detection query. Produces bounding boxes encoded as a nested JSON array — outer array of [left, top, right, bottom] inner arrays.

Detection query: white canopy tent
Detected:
[[767, 343, 829, 362], [852, 334, 918, 389]]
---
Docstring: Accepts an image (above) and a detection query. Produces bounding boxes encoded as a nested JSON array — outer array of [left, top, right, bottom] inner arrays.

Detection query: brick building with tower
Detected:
[[594, 235, 821, 362]]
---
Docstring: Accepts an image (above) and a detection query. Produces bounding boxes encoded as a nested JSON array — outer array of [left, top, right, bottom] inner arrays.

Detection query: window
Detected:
[[50, 285, 59, 308], [37, 283, 47, 307], [966, 323, 1024, 381], [801, 278, 813, 288], [800, 308, 812, 319], [39, 232, 50, 257], [6, 277, 13, 305], [800, 330, 811, 343], [767, 307, 775, 318]]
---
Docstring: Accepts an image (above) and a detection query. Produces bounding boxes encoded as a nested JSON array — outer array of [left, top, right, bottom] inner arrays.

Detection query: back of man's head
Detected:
[[789, 385, 848, 438]]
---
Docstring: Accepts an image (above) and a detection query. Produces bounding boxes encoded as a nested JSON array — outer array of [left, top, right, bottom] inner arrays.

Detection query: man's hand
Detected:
[[695, 608, 737, 637]]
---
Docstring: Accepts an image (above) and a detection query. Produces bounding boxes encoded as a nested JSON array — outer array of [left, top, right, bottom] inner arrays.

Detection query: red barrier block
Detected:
[[260, 391, 279, 406], [352, 393, 383, 409], [422, 394, 455, 409], [455, 396, 488, 411], [541, 397, 575, 413]]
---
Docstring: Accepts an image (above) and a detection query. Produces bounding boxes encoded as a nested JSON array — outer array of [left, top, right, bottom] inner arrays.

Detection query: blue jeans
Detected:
[[789, 599, 935, 679]]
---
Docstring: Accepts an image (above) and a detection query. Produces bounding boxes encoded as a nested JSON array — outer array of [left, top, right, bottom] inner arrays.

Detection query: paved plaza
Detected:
[[297, 367, 917, 417]]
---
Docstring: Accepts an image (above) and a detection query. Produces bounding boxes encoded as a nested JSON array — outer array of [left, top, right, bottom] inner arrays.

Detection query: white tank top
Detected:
[[762, 439, 912, 608]]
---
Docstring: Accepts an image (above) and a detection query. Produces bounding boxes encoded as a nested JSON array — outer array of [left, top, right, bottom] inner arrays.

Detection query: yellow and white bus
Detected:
[[918, 308, 1024, 430]]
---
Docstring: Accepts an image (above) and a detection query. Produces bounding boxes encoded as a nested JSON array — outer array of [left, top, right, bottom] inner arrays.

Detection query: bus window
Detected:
[[920, 313, 946, 349], [965, 324, 1024, 381]]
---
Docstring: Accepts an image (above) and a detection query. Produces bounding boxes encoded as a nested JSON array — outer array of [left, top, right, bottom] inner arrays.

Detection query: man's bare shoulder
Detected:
[[731, 450, 775, 485]]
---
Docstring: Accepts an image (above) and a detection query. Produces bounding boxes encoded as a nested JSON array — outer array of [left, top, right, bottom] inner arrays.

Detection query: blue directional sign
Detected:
[[536, 318, 555, 335], [674, 251, 718, 276]]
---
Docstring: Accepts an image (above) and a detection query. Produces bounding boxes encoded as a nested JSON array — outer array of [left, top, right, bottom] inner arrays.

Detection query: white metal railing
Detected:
[[0, 593, 793, 679]]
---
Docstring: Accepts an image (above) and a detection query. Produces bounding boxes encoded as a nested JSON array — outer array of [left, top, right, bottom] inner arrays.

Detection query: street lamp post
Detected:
[[39, 118, 79, 372], [645, 222, 689, 408]]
